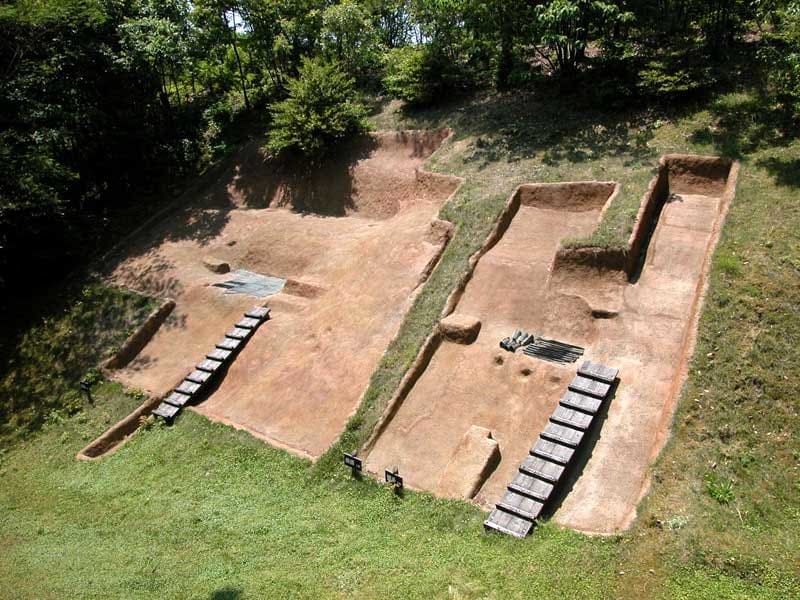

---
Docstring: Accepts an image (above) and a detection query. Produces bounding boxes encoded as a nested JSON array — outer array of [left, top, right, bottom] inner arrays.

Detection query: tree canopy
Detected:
[[2, 0, 800, 298]]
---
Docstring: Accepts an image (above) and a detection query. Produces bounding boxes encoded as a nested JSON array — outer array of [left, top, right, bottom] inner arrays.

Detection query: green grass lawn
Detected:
[[1, 84, 798, 598]]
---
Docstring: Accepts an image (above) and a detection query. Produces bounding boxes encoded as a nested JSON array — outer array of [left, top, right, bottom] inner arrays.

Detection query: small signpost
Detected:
[[343, 452, 362, 477], [79, 379, 93, 404], [384, 466, 403, 493]]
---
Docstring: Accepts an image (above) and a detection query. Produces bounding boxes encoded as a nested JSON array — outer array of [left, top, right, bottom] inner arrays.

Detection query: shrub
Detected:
[[383, 45, 466, 106], [266, 57, 367, 159]]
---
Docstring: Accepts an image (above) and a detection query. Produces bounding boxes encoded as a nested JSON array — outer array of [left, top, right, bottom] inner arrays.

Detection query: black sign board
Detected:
[[343, 452, 362, 473], [79, 379, 93, 404], [385, 467, 403, 491]]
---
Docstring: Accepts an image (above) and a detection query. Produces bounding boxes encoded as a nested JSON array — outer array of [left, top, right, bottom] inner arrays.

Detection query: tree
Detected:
[[533, 0, 633, 77], [193, 0, 252, 108], [266, 56, 367, 158], [321, 0, 381, 83]]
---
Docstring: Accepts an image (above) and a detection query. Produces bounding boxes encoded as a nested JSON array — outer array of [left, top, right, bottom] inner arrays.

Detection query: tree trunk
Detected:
[[227, 10, 250, 110]]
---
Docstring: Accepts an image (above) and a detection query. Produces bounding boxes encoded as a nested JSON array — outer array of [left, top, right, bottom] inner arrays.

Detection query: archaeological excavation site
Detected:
[[81, 130, 738, 539]]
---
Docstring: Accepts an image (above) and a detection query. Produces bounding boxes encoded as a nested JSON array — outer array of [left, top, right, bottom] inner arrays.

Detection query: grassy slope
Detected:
[[0, 85, 798, 598], [0, 282, 156, 445]]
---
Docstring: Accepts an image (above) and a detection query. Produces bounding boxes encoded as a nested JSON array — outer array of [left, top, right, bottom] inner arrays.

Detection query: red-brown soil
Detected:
[[365, 162, 737, 534], [105, 130, 461, 459]]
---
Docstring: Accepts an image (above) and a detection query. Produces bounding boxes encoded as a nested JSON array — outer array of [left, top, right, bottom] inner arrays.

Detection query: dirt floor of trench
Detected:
[[105, 130, 460, 460], [365, 167, 734, 534]]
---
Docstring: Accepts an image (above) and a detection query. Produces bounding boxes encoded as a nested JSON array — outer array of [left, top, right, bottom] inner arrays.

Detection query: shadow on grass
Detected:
[[690, 93, 799, 159], [755, 156, 800, 188], [210, 587, 244, 600]]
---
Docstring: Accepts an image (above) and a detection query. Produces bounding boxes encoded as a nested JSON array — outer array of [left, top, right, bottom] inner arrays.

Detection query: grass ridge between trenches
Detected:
[[0, 85, 798, 599]]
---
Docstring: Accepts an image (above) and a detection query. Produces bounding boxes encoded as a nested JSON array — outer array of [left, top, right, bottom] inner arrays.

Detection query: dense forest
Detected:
[[1, 0, 799, 302]]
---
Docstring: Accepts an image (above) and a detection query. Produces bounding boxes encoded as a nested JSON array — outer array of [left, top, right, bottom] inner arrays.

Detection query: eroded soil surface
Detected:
[[366, 178, 731, 534], [106, 130, 460, 459]]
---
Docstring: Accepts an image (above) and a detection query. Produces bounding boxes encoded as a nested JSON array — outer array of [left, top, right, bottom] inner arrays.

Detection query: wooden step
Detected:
[[531, 438, 575, 466], [163, 391, 192, 408], [185, 369, 212, 385], [176, 380, 201, 396], [225, 327, 252, 340], [497, 490, 544, 521], [196, 358, 224, 373], [484, 508, 533, 539], [206, 348, 232, 362], [560, 390, 602, 415], [578, 361, 618, 384], [540, 422, 585, 448], [550, 406, 594, 431], [519, 456, 564, 483], [236, 316, 261, 330], [245, 306, 271, 320], [152, 402, 180, 421], [508, 471, 555, 502], [215, 337, 242, 351], [568, 375, 611, 399]]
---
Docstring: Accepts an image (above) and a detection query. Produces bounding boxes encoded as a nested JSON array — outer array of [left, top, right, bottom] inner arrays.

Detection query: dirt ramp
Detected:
[[202, 129, 458, 219], [664, 154, 733, 196], [518, 181, 617, 211]]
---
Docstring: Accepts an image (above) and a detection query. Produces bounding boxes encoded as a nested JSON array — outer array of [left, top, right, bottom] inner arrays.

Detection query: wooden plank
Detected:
[[484, 508, 533, 539], [176, 380, 201, 395], [519, 456, 564, 483], [560, 390, 602, 415], [550, 406, 594, 431], [206, 348, 232, 362], [578, 361, 618, 384], [531, 439, 575, 466], [508, 471, 554, 502], [225, 327, 252, 340], [540, 422, 584, 448], [236, 317, 261, 330], [215, 337, 241, 351], [197, 358, 224, 373], [245, 306, 271, 320], [185, 369, 212, 385], [152, 402, 180, 420], [568, 375, 611, 399], [164, 391, 192, 408], [497, 491, 544, 521]]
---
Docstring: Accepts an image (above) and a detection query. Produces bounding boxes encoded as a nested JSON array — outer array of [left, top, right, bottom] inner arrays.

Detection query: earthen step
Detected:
[[508, 471, 555, 502], [497, 490, 544, 521], [531, 438, 575, 466], [484, 508, 533, 539], [519, 456, 564, 483]]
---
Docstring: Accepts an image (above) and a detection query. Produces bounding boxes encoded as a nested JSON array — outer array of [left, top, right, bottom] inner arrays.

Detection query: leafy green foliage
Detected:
[[705, 473, 736, 504], [761, 2, 800, 117], [321, 0, 381, 83], [533, 0, 633, 76], [267, 57, 367, 158]]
